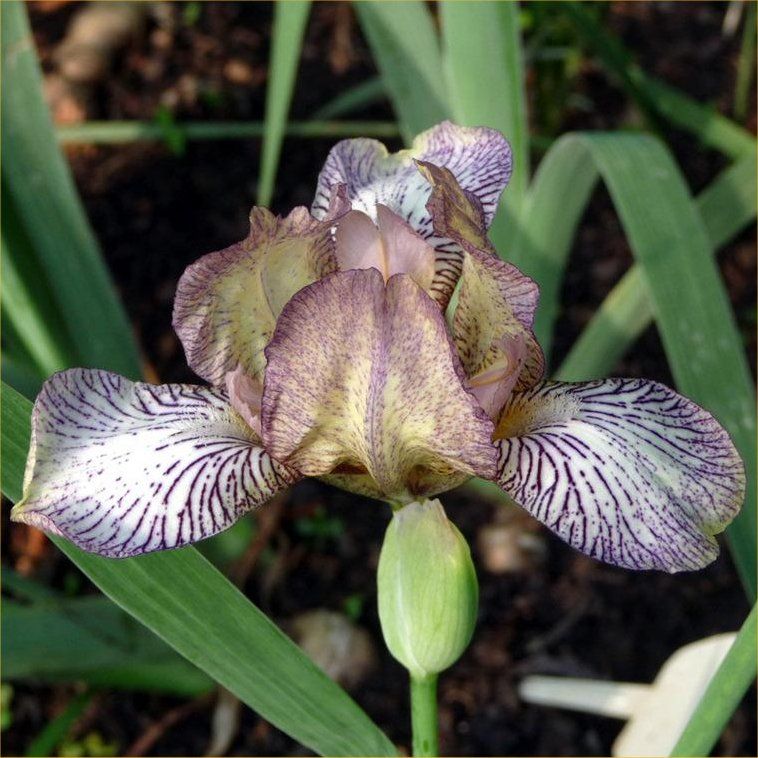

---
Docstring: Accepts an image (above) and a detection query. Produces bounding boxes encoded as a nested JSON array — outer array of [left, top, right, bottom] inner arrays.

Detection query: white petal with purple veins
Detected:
[[12, 369, 296, 557], [494, 379, 745, 572], [312, 122, 512, 308]]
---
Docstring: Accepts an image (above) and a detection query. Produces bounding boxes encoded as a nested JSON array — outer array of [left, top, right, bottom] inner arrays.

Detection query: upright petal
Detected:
[[11, 369, 297, 557], [493, 379, 745, 572], [262, 269, 497, 502], [173, 206, 336, 386], [335, 205, 436, 292], [312, 122, 512, 308], [454, 247, 545, 395], [419, 161, 544, 404]]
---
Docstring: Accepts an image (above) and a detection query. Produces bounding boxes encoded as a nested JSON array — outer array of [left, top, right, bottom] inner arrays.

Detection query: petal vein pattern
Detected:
[[173, 207, 335, 386], [11, 369, 296, 557], [262, 269, 497, 501], [417, 160, 544, 396], [312, 122, 512, 308], [495, 379, 745, 572]]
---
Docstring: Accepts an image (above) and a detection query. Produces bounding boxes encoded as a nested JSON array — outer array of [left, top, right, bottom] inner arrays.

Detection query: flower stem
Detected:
[[410, 673, 439, 756]]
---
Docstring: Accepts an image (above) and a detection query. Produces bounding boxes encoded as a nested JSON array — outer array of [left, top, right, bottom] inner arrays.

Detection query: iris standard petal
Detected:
[[11, 369, 296, 557], [311, 122, 512, 308], [419, 160, 544, 405], [494, 378, 745, 572], [335, 205, 436, 291], [262, 268, 498, 501], [173, 206, 336, 386]]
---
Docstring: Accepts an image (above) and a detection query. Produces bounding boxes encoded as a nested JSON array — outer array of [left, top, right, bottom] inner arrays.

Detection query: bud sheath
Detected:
[[377, 499, 478, 679]]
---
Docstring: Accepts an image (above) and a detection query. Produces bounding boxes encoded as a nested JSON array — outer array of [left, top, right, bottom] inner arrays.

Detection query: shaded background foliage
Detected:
[[1, 2, 756, 757]]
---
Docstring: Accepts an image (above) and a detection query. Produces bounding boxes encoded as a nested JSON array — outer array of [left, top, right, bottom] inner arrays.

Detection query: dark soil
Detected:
[[3, 2, 756, 756]]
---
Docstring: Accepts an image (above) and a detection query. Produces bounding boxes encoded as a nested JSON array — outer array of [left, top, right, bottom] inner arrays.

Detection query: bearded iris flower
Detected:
[[12, 122, 744, 573]]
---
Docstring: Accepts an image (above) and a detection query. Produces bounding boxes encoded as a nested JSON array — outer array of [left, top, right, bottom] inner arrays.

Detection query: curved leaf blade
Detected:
[[258, 1, 312, 206], [1, 383, 395, 757], [1, 0, 141, 378], [671, 604, 757, 756], [440, 0, 529, 247], [558, 149, 757, 382], [354, 1, 449, 144]]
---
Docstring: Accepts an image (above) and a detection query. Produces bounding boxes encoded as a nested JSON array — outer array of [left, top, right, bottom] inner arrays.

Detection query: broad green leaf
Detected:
[[24, 691, 93, 758], [1, 190, 72, 377], [734, 2, 757, 123], [509, 136, 599, 353], [257, 1, 312, 206], [563, 2, 756, 159], [471, 134, 756, 597], [56, 120, 401, 144], [559, 134, 755, 597], [311, 76, 386, 119], [441, 0, 529, 243], [354, 1, 449, 144], [3, 596, 213, 696], [1, 0, 141, 378], [670, 603, 757, 756], [1, 384, 395, 757], [0, 351, 43, 400], [558, 150, 757, 382]]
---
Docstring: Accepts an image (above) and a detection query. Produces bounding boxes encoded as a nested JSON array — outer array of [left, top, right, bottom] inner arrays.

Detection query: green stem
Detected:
[[410, 674, 439, 756], [55, 120, 400, 145]]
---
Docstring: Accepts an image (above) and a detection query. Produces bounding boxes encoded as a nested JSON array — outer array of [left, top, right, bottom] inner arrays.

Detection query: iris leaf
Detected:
[[24, 691, 94, 758], [440, 0, 529, 244], [670, 603, 757, 756], [3, 596, 213, 696], [56, 120, 401, 144], [354, 1, 449, 144], [1, 190, 72, 378], [1, 0, 141, 378], [1, 383, 395, 757], [563, 2, 756, 159], [558, 149, 757, 381], [310, 77, 387, 120], [257, 0, 312, 206]]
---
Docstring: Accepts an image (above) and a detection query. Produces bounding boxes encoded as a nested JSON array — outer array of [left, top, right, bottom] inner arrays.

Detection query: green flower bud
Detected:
[[377, 499, 478, 679]]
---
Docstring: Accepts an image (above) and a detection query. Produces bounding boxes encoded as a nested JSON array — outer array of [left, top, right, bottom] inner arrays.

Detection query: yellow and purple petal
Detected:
[[262, 268, 498, 501], [493, 378, 745, 572], [11, 369, 296, 557], [312, 122, 512, 308], [418, 160, 544, 414], [173, 206, 336, 386]]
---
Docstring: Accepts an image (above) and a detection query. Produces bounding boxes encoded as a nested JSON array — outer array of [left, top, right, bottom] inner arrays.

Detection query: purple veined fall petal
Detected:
[[417, 160, 544, 412], [261, 268, 498, 502], [311, 122, 512, 308], [11, 369, 297, 558], [173, 206, 337, 387], [335, 204, 436, 292], [492, 378, 745, 572]]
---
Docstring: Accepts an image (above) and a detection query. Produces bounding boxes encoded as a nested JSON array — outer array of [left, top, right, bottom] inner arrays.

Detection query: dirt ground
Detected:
[[3, 2, 756, 756]]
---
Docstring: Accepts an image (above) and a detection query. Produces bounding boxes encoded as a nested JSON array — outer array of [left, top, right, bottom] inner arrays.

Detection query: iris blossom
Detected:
[[12, 122, 744, 572]]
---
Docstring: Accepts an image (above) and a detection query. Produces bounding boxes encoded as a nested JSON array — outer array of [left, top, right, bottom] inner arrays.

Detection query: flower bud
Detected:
[[377, 499, 478, 679]]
